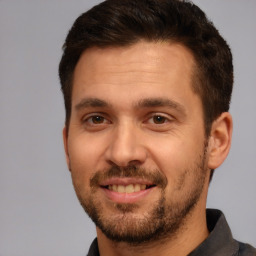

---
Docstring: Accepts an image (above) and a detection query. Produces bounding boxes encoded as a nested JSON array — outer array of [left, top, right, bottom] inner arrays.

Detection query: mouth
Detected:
[[102, 184, 156, 193], [99, 178, 157, 203]]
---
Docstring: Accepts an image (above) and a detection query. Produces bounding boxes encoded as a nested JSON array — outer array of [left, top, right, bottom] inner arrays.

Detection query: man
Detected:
[[59, 0, 256, 255]]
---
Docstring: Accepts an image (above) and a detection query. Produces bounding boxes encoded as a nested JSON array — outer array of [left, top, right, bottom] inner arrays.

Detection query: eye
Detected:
[[144, 113, 175, 132], [151, 115, 168, 124], [148, 114, 170, 124], [89, 115, 106, 124], [83, 114, 110, 126]]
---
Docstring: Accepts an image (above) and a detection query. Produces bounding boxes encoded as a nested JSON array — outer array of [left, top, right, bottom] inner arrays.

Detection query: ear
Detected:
[[207, 112, 233, 169], [63, 126, 71, 171]]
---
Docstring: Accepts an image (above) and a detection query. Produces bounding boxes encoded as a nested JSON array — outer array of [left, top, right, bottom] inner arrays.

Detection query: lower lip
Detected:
[[101, 187, 155, 204]]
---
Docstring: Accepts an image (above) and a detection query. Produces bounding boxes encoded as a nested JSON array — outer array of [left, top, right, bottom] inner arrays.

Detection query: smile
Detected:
[[99, 179, 157, 203], [106, 184, 155, 193]]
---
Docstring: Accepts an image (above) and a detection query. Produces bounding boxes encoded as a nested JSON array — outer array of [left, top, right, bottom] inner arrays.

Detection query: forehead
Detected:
[[74, 41, 195, 80], [72, 41, 198, 108]]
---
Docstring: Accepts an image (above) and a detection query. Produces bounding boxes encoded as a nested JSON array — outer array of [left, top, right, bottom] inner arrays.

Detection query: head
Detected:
[[59, 0, 233, 245], [59, 0, 233, 136]]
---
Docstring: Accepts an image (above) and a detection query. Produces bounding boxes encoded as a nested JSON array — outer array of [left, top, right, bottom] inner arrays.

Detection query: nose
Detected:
[[105, 122, 147, 167]]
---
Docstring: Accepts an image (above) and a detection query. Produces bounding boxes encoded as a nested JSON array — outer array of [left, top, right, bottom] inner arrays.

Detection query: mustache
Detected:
[[90, 165, 168, 189]]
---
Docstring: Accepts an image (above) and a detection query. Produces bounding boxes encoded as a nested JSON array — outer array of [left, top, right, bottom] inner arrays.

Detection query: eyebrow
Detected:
[[75, 98, 111, 110], [75, 97, 186, 115], [136, 98, 186, 115]]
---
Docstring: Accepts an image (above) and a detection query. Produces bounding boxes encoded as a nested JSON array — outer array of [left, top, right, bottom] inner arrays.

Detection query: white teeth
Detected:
[[117, 185, 125, 193], [125, 184, 134, 193], [134, 184, 141, 192], [108, 184, 148, 193]]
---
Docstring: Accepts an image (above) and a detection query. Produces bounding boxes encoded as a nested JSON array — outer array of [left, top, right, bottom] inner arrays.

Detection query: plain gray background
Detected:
[[0, 0, 255, 255]]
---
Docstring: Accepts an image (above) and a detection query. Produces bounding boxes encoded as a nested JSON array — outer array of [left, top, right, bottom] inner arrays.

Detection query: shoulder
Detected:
[[237, 241, 256, 256]]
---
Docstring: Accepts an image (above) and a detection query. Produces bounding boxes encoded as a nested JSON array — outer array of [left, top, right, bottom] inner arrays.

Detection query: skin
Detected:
[[63, 41, 232, 256]]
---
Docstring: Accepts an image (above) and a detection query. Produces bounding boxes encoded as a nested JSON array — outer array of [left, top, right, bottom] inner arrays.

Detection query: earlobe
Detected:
[[207, 112, 233, 170], [62, 126, 71, 171]]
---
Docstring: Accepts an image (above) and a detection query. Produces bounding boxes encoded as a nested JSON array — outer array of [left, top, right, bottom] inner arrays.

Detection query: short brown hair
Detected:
[[59, 0, 233, 136]]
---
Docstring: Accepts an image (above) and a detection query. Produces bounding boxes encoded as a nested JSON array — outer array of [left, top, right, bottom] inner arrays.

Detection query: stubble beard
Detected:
[[72, 148, 208, 245]]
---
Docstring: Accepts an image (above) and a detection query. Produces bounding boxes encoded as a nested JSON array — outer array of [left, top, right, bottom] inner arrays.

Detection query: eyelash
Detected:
[[146, 114, 172, 125], [83, 114, 110, 125], [81, 112, 174, 131]]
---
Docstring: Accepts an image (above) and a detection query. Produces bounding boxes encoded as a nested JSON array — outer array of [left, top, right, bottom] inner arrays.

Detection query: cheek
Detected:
[[67, 132, 111, 188], [68, 133, 105, 166], [147, 133, 205, 181], [68, 137, 96, 186]]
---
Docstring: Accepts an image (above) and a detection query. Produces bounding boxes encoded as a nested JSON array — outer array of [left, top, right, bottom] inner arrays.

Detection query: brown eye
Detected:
[[91, 116, 105, 124], [152, 115, 167, 124]]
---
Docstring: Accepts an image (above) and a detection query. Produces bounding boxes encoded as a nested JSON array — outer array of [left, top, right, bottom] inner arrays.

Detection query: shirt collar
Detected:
[[188, 209, 239, 256]]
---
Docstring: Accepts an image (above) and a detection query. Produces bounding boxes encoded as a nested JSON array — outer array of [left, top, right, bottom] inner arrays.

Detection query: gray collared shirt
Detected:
[[87, 209, 256, 256]]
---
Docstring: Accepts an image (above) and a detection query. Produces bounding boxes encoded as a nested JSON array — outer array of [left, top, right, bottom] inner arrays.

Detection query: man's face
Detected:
[[64, 41, 210, 243]]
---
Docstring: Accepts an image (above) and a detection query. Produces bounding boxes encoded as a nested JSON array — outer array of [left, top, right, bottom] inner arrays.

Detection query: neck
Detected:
[[96, 204, 209, 256]]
